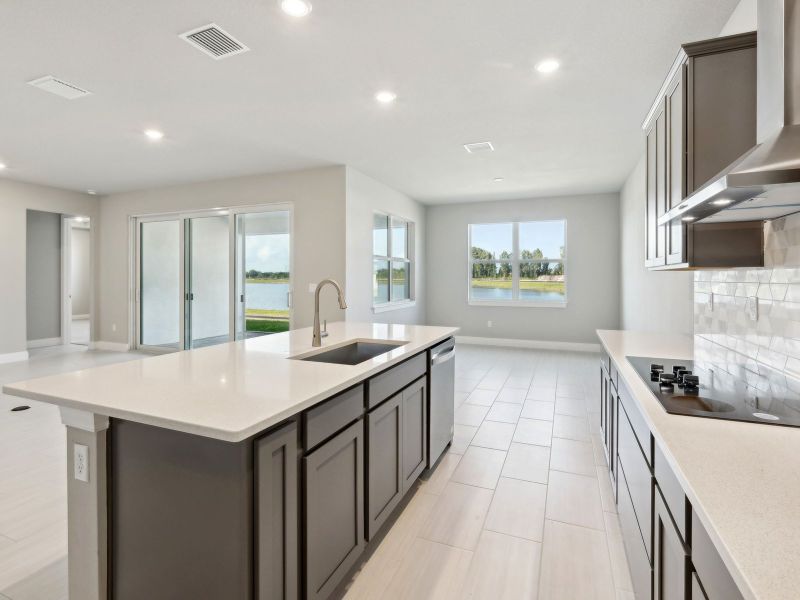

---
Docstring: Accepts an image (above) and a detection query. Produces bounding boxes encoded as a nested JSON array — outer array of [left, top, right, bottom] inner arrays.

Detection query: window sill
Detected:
[[467, 300, 567, 309], [372, 300, 416, 314]]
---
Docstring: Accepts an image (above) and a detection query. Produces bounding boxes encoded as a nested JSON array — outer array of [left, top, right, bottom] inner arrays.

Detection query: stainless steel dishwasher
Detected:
[[427, 337, 455, 467]]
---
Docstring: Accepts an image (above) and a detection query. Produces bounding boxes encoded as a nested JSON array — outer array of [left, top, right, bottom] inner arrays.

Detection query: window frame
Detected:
[[467, 219, 567, 308], [373, 212, 415, 312]]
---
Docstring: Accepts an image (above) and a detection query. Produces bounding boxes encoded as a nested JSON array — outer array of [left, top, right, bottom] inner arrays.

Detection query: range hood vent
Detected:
[[180, 24, 249, 60], [662, 0, 800, 225]]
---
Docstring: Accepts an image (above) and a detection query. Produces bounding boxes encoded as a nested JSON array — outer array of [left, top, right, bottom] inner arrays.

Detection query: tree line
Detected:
[[471, 246, 564, 279], [246, 270, 289, 280]]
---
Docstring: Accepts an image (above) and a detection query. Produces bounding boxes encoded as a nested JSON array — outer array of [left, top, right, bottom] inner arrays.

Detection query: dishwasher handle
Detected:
[[431, 345, 455, 366]]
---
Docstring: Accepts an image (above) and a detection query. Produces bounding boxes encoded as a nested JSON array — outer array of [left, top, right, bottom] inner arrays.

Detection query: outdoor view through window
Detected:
[[469, 220, 566, 304], [373, 213, 412, 306]]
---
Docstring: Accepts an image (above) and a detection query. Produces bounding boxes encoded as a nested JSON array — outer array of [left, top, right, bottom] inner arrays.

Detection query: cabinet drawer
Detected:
[[303, 385, 364, 452], [367, 353, 426, 410], [618, 465, 653, 600], [654, 443, 687, 542], [618, 404, 653, 561], [618, 381, 653, 467], [690, 511, 743, 600]]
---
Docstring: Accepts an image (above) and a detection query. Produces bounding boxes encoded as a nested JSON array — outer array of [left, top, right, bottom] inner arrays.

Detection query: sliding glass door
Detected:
[[235, 210, 291, 340], [136, 206, 292, 352]]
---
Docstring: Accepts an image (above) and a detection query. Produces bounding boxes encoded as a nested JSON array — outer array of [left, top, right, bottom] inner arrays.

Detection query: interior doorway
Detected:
[[67, 217, 91, 345]]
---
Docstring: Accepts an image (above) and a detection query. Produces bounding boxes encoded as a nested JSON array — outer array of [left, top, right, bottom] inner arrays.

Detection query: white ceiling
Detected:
[[0, 0, 740, 203]]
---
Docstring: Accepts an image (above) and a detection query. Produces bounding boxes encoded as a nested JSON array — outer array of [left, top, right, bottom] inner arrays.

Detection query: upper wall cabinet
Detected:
[[643, 31, 764, 270]]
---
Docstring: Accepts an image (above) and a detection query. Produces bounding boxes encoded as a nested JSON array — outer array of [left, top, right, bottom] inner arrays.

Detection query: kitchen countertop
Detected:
[[3, 322, 458, 442], [597, 329, 800, 600]]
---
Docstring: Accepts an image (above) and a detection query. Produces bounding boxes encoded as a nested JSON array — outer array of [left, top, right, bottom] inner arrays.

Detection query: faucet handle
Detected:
[[321, 319, 329, 338]]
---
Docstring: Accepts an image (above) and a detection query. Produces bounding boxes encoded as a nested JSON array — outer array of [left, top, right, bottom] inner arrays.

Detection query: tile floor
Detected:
[[340, 343, 633, 600], [0, 343, 632, 600]]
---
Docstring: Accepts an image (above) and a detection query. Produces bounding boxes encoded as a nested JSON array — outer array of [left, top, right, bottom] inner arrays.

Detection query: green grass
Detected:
[[246, 319, 290, 333], [471, 278, 565, 293], [245, 278, 290, 284], [246, 308, 290, 319]]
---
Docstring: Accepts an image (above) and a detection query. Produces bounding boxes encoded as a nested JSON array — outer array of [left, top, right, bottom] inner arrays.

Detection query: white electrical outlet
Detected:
[[487, 320, 493, 328], [74, 444, 89, 483], [746, 296, 759, 322]]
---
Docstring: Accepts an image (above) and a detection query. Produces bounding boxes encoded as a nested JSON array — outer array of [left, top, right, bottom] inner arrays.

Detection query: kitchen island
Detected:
[[3, 322, 458, 600]]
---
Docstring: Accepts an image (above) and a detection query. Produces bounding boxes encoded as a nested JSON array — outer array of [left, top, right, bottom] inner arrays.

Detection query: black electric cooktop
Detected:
[[626, 356, 800, 428]]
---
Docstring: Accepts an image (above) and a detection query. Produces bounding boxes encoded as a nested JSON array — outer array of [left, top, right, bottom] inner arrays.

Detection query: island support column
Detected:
[[60, 407, 110, 600]]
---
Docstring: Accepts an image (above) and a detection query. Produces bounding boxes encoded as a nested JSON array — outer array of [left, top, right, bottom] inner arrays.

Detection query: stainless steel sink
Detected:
[[293, 340, 407, 365]]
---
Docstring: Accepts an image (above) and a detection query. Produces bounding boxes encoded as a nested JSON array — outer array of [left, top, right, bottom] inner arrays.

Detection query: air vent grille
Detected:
[[464, 141, 495, 154], [180, 23, 249, 60], [27, 76, 91, 100]]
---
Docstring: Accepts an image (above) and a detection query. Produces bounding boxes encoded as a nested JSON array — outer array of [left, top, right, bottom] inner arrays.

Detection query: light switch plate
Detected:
[[74, 443, 89, 482], [746, 296, 758, 322]]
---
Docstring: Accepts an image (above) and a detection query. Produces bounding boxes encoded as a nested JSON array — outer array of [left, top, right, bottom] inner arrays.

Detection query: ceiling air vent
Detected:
[[464, 141, 495, 154], [27, 76, 91, 100], [180, 23, 249, 60]]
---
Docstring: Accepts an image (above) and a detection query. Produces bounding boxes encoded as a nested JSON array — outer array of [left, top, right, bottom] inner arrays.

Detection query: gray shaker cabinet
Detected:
[[303, 420, 365, 600], [366, 392, 403, 540], [401, 378, 427, 494], [654, 488, 690, 600], [256, 421, 299, 600]]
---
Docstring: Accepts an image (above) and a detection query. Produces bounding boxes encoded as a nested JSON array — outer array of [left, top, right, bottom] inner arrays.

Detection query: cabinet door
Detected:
[[303, 420, 365, 600], [257, 422, 299, 600], [691, 572, 708, 600], [654, 489, 689, 600], [366, 394, 402, 540], [666, 65, 687, 265], [645, 101, 667, 268], [402, 378, 427, 493]]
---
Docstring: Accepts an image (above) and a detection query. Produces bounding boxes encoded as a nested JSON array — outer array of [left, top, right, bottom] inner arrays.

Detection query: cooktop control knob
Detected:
[[650, 363, 664, 373], [676, 369, 692, 386], [659, 373, 676, 388], [672, 365, 687, 376], [683, 375, 699, 390]]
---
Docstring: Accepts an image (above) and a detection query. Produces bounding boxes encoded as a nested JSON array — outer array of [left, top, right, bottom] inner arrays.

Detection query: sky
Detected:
[[246, 234, 290, 272], [470, 221, 565, 258]]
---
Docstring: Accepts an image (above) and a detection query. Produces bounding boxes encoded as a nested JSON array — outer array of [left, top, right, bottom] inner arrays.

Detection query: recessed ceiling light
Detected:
[[493, 177, 504, 182], [712, 198, 732, 206], [144, 129, 164, 141], [682, 216, 696, 222], [0, 163, 6, 170], [375, 90, 397, 104], [464, 141, 495, 153], [281, 0, 312, 17], [535, 59, 560, 74], [87, 189, 97, 195]]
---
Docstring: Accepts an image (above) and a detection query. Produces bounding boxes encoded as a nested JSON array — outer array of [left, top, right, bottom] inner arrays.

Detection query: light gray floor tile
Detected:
[[455, 404, 490, 427], [555, 396, 586, 417], [466, 388, 499, 407], [521, 400, 555, 421], [597, 466, 617, 514], [513, 418, 553, 447], [486, 401, 523, 424], [450, 424, 478, 454], [502, 442, 550, 484], [604, 512, 634, 593], [421, 482, 494, 550], [496, 387, 527, 404], [382, 538, 474, 599], [552, 413, 590, 442], [472, 421, 516, 451], [549, 437, 596, 477], [450, 446, 506, 489], [503, 376, 532, 390], [545, 470, 605, 530], [419, 453, 461, 495], [527, 386, 556, 402], [484, 478, 547, 542], [459, 530, 541, 600]]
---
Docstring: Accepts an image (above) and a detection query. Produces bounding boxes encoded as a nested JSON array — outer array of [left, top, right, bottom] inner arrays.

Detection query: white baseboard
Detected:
[[89, 341, 130, 352], [72, 314, 90, 320], [27, 337, 63, 349], [455, 335, 601, 353], [0, 350, 29, 364]]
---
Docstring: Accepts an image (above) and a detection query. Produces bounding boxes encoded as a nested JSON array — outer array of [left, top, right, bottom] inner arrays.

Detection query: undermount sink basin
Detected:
[[293, 340, 408, 365]]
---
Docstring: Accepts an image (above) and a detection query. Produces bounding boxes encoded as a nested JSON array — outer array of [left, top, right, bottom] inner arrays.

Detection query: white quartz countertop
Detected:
[[597, 329, 800, 600], [3, 322, 457, 442]]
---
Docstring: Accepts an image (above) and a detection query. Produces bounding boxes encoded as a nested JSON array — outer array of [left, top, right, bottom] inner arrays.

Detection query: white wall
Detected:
[[96, 166, 347, 346], [619, 0, 757, 335], [619, 158, 694, 334], [70, 225, 91, 317], [426, 193, 620, 344], [345, 167, 426, 325], [0, 179, 97, 358], [26, 210, 62, 342]]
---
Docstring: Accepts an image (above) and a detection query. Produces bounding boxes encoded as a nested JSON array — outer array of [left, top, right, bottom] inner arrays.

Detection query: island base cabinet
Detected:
[[654, 489, 690, 600], [366, 394, 403, 540], [401, 378, 427, 493], [618, 464, 653, 600], [256, 422, 299, 600], [303, 420, 365, 600]]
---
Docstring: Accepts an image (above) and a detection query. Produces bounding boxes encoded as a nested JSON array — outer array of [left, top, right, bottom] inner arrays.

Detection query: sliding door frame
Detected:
[[131, 202, 293, 353]]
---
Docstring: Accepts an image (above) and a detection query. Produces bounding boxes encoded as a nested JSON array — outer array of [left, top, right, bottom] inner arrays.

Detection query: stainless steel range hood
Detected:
[[660, 0, 800, 225]]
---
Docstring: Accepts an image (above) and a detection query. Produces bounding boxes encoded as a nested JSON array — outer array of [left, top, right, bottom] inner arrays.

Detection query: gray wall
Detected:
[[71, 225, 91, 316], [0, 178, 97, 357], [426, 193, 621, 344], [619, 158, 694, 334], [345, 167, 426, 325], [96, 166, 347, 345], [26, 210, 62, 342]]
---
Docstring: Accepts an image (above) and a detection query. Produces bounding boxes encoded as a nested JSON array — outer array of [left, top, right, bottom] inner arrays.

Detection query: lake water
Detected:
[[470, 287, 565, 303], [246, 282, 290, 311]]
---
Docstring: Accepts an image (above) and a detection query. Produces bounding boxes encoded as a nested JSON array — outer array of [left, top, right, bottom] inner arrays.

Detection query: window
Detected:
[[469, 220, 566, 306], [373, 213, 413, 307]]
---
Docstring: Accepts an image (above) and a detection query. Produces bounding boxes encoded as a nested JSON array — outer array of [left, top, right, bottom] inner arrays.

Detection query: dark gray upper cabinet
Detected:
[[303, 420, 365, 600], [256, 422, 299, 600], [644, 31, 762, 270], [366, 392, 403, 540], [401, 378, 427, 493]]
